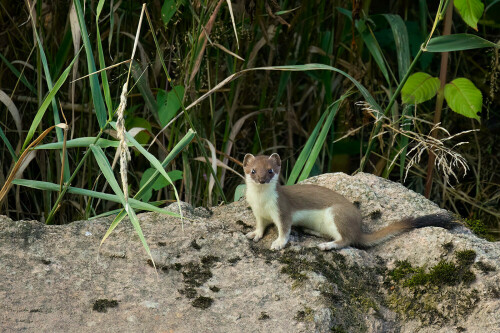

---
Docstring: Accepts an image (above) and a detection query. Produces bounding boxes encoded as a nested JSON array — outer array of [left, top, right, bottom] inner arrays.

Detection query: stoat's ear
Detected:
[[243, 153, 255, 167], [269, 153, 281, 166]]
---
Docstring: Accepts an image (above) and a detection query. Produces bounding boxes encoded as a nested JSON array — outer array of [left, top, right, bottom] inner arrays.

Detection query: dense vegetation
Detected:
[[1, 0, 499, 250]]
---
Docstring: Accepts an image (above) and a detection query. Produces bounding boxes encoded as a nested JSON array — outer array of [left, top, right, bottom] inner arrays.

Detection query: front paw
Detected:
[[246, 230, 263, 242], [270, 238, 288, 250]]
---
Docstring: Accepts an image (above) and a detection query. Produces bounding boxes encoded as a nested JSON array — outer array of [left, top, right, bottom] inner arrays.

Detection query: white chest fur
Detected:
[[245, 176, 280, 223]]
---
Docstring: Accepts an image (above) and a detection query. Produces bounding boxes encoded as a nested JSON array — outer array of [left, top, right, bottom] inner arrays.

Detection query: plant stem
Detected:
[[359, 0, 448, 173], [424, 0, 454, 198], [359, 48, 422, 171]]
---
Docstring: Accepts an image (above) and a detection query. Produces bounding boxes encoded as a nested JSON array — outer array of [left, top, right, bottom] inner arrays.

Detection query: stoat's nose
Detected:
[[259, 180, 266, 184]]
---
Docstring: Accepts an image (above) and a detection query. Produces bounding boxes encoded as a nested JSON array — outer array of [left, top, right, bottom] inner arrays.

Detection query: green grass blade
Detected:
[[109, 121, 182, 207], [131, 61, 160, 123], [11, 179, 179, 217], [96, 0, 113, 120], [382, 14, 410, 82], [425, 34, 500, 52], [0, 126, 17, 161], [73, 0, 107, 128], [29, 13, 70, 181], [286, 111, 328, 185], [35, 137, 121, 149], [0, 52, 36, 94], [298, 102, 341, 182], [22, 50, 80, 151], [337, 8, 391, 85], [100, 129, 195, 242], [90, 145, 154, 262]]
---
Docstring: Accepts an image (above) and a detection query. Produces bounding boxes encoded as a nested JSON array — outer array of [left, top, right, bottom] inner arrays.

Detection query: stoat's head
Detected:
[[243, 153, 281, 185]]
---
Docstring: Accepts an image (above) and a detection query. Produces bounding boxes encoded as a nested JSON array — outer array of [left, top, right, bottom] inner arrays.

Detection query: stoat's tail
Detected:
[[358, 213, 457, 247]]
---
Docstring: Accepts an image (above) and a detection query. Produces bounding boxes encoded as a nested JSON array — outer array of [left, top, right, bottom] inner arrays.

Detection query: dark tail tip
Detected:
[[409, 213, 457, 230]]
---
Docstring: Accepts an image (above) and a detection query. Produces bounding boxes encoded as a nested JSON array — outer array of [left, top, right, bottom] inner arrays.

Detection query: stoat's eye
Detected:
[[268, 169, 273, 174], [251, 169, 256, 174]]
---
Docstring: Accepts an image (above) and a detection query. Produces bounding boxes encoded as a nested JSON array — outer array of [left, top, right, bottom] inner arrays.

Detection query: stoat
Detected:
[[242, 153, 455, 251]]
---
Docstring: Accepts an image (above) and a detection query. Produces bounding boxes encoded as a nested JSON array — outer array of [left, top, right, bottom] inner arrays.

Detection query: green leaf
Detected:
[[99, 129, 195, 245], [444, 78, 482, 121], [161, 0, 181, 26], [454, 0, 484, 30], [11, 179, 180, 217], [125, 117, 152, 145], [35, 137, 121, 149], [139, 168, 183, 202], [109, 121, 183, 213], [381, 14, 410, 82], [338, 9, 391, 85], [298, 102, 340, 182], [157, 86, 185, 127], [233, 184, 246, 202], [0, 52, 36, 94], [90, 145, 154, 262], [96, 0, 113, 120], [73, 0, 107, 129], [131, 61, 159, 123], [22, 52, 80, 151], [401, 72, 440, 104], [426, 34, 499, 52], [0, 126, 16, 161]]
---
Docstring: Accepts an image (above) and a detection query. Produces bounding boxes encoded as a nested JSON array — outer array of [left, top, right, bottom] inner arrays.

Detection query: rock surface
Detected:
[[1, 172, 499, 333]]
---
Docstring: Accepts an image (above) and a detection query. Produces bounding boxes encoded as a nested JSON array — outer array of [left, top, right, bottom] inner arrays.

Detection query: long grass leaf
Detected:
[[109, 121, 182, 210], [100, 129, 195, 245], [298, 102, 341, 182], [0, 90, 22, 136], [0, 126, 17, 161], [28, 6, 70, 180], [381, 14, 411, 82], [73, 0, 107, 128], [35, 137, 121, 149], [22, 52, 80, 151], [286, 111, 328, 185], [96, 0, 113, 120], [12, 179, 180, 217], [0, 52, 36, 94], [90, 145, 154, 264]]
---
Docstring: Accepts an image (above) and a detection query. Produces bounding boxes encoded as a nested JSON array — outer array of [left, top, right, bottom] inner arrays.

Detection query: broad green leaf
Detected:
[[161, 0, 181, 26], [454, 0, 484, 30], [35, 137, 121, 149], [233, 184, 246, 202], [401, 72, 440, 104], [426, 34, 499, 52], [444, 78, 482, 121], [157, 85, 185, 127], [139, 168, 183, 202], [126, 117, 152, 145], [11, 179, 180, 217]]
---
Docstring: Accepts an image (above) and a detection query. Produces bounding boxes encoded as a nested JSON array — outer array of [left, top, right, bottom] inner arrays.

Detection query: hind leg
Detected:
[[318, 239, 349, 251]]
